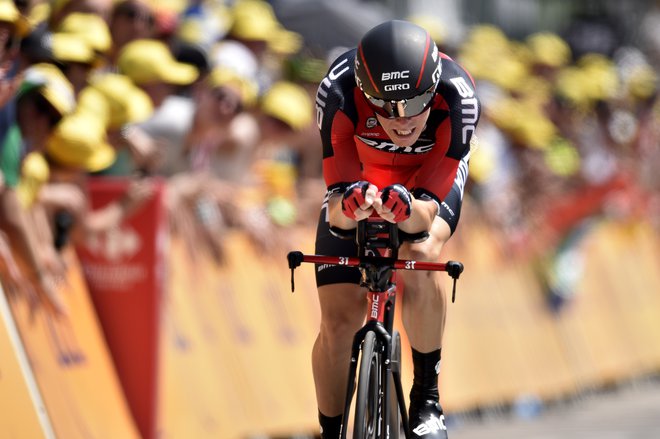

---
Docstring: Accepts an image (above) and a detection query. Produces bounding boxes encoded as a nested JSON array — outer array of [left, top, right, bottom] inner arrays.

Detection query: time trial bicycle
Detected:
[[287, 218, 464, 439]]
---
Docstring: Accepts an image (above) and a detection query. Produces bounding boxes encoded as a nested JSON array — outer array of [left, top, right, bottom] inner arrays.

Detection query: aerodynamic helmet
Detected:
[[355, 20, 441, 118]]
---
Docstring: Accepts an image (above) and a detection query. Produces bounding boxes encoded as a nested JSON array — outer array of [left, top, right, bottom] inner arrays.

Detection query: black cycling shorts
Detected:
[[314, 187, 464, 287]]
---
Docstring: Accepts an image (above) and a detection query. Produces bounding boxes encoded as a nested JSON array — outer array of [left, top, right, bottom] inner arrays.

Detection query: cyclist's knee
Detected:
[[317, 283, 365, 338]]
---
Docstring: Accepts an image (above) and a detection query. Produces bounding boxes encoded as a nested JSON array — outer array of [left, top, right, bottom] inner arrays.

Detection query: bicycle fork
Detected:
[[340, 287, 410, 439]]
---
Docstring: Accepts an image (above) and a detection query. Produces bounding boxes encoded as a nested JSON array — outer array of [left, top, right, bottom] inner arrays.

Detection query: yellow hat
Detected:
[[0, 0, 30, 36], [207, 67, 258, 107], [261, 81, 313, 131], [526, 32, 572, 68], [268, 28, 303, 55], [19, 63, 76, 117], [577, 53, 619, 101], [57, 13, 112, 54], [118, 39, 199, 85], [76, 86, 110, 126], [0, 0, 19, 23], [46, 111, 116, 172], [229, 0, 281, 41], [84, 73, 154, 129], [51, 33, 96, 64], [17, 152, 50, 208]]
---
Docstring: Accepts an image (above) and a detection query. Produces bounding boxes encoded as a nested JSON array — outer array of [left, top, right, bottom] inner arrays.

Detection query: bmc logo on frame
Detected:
[[412, 414, 447, 436]]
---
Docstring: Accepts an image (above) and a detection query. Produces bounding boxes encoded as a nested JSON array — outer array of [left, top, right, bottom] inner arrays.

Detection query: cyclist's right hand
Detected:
[[341, 180, 378, 221]]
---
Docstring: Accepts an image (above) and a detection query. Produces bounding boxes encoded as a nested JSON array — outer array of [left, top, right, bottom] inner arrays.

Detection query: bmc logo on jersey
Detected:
[[450, 76, 479, 144], [357, 136, 434, 154]]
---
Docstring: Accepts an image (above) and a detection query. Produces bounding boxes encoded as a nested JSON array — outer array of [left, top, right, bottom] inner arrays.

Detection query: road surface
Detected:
[[449, 380, 660, 439]]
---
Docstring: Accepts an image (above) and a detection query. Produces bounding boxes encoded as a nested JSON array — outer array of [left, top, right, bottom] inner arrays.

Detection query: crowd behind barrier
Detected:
[[0, 0, 659, 438]]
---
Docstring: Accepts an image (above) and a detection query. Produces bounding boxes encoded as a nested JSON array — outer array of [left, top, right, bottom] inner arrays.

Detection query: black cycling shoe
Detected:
[[408, 399, 448, 438]]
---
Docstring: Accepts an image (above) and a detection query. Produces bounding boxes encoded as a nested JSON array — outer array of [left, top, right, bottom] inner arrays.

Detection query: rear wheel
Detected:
[[353, 331, 381, 439]]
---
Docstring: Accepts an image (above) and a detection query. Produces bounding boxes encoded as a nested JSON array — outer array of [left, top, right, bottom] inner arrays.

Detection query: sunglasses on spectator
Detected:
[[364, 83, 437, 118]]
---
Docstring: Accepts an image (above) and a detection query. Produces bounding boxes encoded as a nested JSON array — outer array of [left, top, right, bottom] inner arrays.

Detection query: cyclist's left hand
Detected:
[[374, 184, 412, 223]]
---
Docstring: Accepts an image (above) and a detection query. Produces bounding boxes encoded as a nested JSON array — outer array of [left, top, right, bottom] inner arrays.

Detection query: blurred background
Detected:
[[0, 0, 658, 438]]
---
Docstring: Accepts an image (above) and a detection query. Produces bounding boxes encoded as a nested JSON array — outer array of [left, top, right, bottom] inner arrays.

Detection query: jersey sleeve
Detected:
[[315, 49, 362, 195], [412, 55, 480, 206]]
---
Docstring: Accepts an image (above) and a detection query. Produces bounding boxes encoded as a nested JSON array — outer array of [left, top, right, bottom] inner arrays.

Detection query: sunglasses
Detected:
[[364, 84, 437, 118]]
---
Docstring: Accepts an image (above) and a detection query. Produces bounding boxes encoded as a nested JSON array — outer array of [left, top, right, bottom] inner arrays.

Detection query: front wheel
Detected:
[[353, 331, 381, 439]]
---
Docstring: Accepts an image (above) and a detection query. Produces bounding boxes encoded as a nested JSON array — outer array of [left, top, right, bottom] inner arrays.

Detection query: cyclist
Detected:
[[312, 20, 480, 438]]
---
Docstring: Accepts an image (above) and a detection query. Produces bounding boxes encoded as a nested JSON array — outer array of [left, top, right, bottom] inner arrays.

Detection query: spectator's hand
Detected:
[[121, 178, 157, 215], [123, 126, 164, 174], [38, 183, 87, 217], [0, 231, 24, 298], [375, 184, 413, 223], [342, 181, 378, 221], [33, 271, 69, 317], [238, 206, 283, 253]]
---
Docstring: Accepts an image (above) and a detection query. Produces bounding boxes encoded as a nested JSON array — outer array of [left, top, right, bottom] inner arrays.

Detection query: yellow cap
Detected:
[[577, 53, 619, 101], [0, 0, 30, 36], [84, 73, 154, 129], [526, 32, 571, 68], [118, 39, 199, 85], [77, 86, 110, 126], [17, 152, 50, 208], [46, 111, 116, 172], [0, 0, 19, 23], [51, 33, 96, 64], [19, 63, 76, 117], [57, 12, 112, 54], [268, 28, 303, 55], [207, 67, 258, 107], [229, 0, 281, 41], [261, 81, 313, 131]]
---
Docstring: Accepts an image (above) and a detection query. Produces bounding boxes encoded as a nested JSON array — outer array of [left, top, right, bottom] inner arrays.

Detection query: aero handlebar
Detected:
[[287, 251, 464, 302]]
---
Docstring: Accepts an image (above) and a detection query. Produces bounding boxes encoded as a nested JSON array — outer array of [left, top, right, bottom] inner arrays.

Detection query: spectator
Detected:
[[108, 0, 156, 66], [55, 12, 113, 67], [112, 38, 199, 175], [0, 62, 75, 315], [77, 72, 155, 176]]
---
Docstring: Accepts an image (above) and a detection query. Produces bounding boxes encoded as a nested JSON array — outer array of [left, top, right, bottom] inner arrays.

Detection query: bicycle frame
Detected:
[[287, 219, 463, 439]]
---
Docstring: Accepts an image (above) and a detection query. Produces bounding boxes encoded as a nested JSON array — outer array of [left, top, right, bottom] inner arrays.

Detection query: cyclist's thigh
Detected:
[[317, 283, 366, 328], [315, 207, 365, 325], [399, 215, 451, 261], [314, 206, 361, 288]]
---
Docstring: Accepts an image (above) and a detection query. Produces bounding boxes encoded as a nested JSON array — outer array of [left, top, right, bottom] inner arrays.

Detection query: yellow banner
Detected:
[[0, 285, 51, 439], [8, 247, 141, 439]]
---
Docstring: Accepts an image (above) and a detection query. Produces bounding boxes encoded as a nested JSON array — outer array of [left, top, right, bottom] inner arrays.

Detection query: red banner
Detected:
[[76, 177, 167, 439]]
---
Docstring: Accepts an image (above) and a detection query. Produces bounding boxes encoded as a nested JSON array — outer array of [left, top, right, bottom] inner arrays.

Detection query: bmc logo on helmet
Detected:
[[382, 70, 410, 81], [384, 83, 410, 91]]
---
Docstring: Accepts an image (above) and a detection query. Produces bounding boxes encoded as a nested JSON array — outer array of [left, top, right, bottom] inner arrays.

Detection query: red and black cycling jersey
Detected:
[[315, 47, 480, 214]]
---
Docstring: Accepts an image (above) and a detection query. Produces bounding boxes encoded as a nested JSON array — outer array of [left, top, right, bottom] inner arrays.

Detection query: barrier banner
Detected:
[[0, 284, 51, 439], [76, 177, 167, 439], [7, 247, 140, 439]]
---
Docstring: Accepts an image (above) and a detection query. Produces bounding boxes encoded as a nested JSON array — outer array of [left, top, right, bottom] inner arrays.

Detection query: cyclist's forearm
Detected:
[[327, 194, 358, 230], [397, 198, 437, 234]]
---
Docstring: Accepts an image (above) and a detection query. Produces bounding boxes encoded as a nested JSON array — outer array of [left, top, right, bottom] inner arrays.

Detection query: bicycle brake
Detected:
[[446, 261, 464, 303], [287, 251, 304, 292]]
